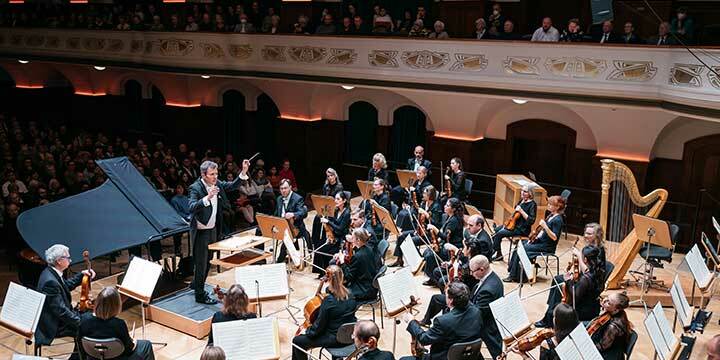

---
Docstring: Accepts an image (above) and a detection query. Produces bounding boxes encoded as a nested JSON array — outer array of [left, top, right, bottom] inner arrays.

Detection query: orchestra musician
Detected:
[[78, 287, 155, 359], [292, 265, 358, 360], [36, 244, 96, 349], [396, 166, 433, 232], [391, 185, 442, 268], [441, 157, 468, 202], [352, 320, 395, 360], [390, 146, 432, 206], [275, 178, 309, 263], [368, 153, 389, 182], [335, 228, 381, 301], [365, 178, 392, 239], [534, 245, 605, 328], [399, 282, 483, 360], [314, 191, 351, 276], [422, 198, 464, 287], [201, 346, 226, 360], [509, 303, 579, 360], [348, 208, 379, 251], [491, 184, 537, 261], [582, 222, 607, 265], [587, 292, 633, 360], [505, 195, 565, 283], [428, 215, 489, 289], [188, 159, 250, 304], [207, 284, 257, 345], [468, 255, 505, 360], [310, 168, 344, 257]]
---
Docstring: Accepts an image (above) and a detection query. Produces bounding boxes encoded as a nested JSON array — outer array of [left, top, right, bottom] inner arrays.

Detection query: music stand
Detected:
[[632, 214, 672, 293], [310, 195, 336, 218], [356, 180, 374, 200], [256, 213, 294, 265], [371, 200, 400, 237], [396, 170, 417, 189]]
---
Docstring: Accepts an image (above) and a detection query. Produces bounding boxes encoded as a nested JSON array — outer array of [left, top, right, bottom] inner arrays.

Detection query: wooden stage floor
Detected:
[[1, 203, 718, 359]]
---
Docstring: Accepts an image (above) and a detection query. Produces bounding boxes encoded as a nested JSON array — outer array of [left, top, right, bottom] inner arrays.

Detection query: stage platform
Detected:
[[0, 203, 717, 359]]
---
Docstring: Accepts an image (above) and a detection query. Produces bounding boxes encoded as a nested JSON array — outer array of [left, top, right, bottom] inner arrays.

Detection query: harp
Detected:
[[600, 159, 668, 289]]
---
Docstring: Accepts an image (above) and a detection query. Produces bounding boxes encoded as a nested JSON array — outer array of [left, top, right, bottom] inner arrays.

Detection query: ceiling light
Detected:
[[93, 66, 106, 71], [18, 59, 29, 64], [201, 75, 211, 79], [341, 85, 355, 90], [512, 99, 528, 105]]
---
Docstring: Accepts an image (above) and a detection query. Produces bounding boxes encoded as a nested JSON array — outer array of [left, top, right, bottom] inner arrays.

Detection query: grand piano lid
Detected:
[[17, 157, 189, 264]]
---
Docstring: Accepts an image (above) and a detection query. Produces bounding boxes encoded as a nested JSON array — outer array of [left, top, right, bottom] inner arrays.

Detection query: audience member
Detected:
[[293, 15, 311, 34], [497, 20, 521, 40], [279, 159, 297, 191], [428, 20, 449, 39], [531, 17, 559, 42], [185, 15, 198, 32], [396, 9, 414, 35], [621, 21, 643, 44], [351, 15, 369, 35], [559, 18, 584, 42], [487, 2, 506, 36], [234, 13, 255, 33], [373, 6, 393, 34], [339, 16, 353, 35], [315, 14, 336, 35], [648, 21, 676, 45], [474, 18, 493, 39], [261, 7, 277, 33], [594, 20, 620, 44], [671, 7, 695, 44]]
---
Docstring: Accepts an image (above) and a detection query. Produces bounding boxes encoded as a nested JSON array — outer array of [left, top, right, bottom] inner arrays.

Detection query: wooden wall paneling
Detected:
[[438, 0, 485, 38]]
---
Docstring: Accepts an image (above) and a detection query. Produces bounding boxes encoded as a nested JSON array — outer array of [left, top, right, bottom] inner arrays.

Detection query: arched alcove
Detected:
[[222, 90, 246, 158], [346, 101, 378, 164], [506, 119, 577, 184], [390, 105, 427, 165]]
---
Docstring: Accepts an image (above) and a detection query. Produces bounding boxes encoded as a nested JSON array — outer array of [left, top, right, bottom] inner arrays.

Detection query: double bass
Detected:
[[77, 250, 93, 312]]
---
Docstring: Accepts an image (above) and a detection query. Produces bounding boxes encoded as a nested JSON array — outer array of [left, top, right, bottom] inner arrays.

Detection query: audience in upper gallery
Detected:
[[0, 112, 287, 266], [648, 21, 677, 45], [428, 20, 449, 39], [0, 1, 713, 45]]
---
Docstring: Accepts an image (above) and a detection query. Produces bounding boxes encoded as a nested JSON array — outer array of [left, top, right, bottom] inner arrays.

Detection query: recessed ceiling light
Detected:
[[201, 75, 211, 79], [341, 85, 355, 90], [512, 99, 528, 105], [18, 59, 29, 64], [93, 66, 106, 71]]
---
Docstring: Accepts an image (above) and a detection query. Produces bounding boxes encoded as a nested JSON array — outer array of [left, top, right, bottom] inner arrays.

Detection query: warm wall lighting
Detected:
[[341, 85, 355, 90], [93, 66, 106, 71], [70, 0, 88, 3], [9, 0, 25, 4], [595, 151, 649, 163], [201, 75, 211, 79], [16, 84, 44, 89], [166, 101, 202, 107], [163, 0, 185, 3], [18, 59, 29, 64], [279, 114, 322, 122], [434, 133, 484, 142], [75, 91, 106, 96], [512, 99, 528, 105]]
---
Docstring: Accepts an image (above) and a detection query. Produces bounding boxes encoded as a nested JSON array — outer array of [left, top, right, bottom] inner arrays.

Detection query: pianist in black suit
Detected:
[[275, 178, 309, 263], [400, 282, 483, 360], [292, 265, 357, 360], [336, 227, 381, 301], [188, 159, 249, 304], [352, 320, 395, 360], [36, 244, 95, 347]]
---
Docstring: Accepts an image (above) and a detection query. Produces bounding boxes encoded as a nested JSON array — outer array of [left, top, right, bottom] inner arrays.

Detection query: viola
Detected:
[[296, 278, 327, 336], [77, 250, 93, 312], [504, 208, 522, 231], [587, 312, 612, 336], [446, 249, 461, 282], [527, 224, 542, 243], [429, 226, 440, 252], [517, 328, 555, 352], [561, 253, 580, 304], [344, 239, 354, 264]]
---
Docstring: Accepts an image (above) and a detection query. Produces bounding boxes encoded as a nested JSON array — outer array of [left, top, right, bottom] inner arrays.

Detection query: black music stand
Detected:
[[632, 214, 672, 294]]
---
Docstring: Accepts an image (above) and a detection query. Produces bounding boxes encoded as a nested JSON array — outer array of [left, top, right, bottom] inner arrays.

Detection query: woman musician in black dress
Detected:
[[313, 191, 351, 276], [441, 157, 468, 202], [311, 168, 344, 263], [368, 153, 389, 182], [505, 195, 565, 283], [390, 185, 443, 268], [509, 303, 579, 360], [492, 184, 537, 261], [422, 197, 464, 287], [364, 178, 392, 239], [587, 292, 633, 360]]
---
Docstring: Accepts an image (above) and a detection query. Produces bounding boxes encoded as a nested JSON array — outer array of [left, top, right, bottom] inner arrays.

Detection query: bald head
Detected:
[[414, 146, 424, 159], [353, 320, 380, 349], [708, 334, 720, 360]]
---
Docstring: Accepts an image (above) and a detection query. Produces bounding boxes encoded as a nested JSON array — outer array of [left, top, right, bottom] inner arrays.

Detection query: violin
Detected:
[[429, 225, 440, 252], [561, 253, 580, 304], [322, 206, 336, 244], [446, 249, 461, 282], [504, 205, 522, 231], [213, 285, 225, 301], [343, 238, 354, 264], [296, 277, 327, 336], [517, 328, 555, 352], [287, 218, 301, 238], [527, 224, 542, 243], [587, 312, 612, 336], [413, 193, 428, 239], [78, 250, 93, 312]]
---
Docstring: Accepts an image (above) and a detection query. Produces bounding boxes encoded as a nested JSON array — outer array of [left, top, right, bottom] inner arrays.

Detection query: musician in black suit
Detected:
[[368, 153, 389, 182], [391, 146, 432, 206], [429, 215, 488, 289], [400, 282, 483, 360], [491, 184, 537, 261], [391, 185, 442, 268], [352, 320, 395, 360], [313, 191, 351, 276], [468, 255, 504, 359], [422, 198, 464, 287], [311, 168, 344, 253], [364, 178, 392, 239], [36, 244, 96, 347], [335, 227, 380, 301], [292, 265, 357, 360], [188, 159, 249, 304], [275, 178, 309, 263]]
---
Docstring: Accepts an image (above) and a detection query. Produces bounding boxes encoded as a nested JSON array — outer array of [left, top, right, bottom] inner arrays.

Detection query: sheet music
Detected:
[[685, 245, 711, 289], [555, 336, 583, 360], [217, 235, 258, 249], [653, 302, 678, 352], [570, 324, 603, 360], [670, 275, 692, 327], [283, 229, 302, 267], [234, 263, 289, 299], [0, 282, 46, 335], [516, 241, 535, 281], [490, 292, 530, 339], [378, 268, 418, 314], [12, 355, 49, 360], [120, 257, 163, 301], [644, 311, 669, 360], [713, 216, 720, 234], [401, 235, 422, 273], [213, 317, 279, 360]]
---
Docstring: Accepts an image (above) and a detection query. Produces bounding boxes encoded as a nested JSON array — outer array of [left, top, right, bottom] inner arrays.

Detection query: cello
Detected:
[[296, 277, 327, 335], [77, 250, 94, 312]]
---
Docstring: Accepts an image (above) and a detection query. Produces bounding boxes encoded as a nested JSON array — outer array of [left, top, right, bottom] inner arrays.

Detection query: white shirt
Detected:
[[601, 32, 610, 43], [52, 266, 64, 279], [476, 29, 486, 39], [281, 192, 293, 217], [531, 26, 559, 42], [197, 179, 218, 229], [412, 158, 422, 172]]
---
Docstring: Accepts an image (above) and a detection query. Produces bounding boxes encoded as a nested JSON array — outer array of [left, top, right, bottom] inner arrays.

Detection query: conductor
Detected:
[[189, 159, 250, 304]]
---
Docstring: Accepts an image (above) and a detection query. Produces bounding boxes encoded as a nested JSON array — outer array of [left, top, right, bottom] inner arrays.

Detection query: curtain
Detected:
[[346, 101, 378, 164], [390, 106, 426, 165], [222, 91, 245, 158]]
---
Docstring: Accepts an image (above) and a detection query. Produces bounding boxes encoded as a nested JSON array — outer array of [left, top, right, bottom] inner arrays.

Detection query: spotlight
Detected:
[[201, 75, 211, 79], [512, 99, 528, 105], [93, 66, 106, 71], [341, 85, 355, 90], [18, 60, 29, 64]]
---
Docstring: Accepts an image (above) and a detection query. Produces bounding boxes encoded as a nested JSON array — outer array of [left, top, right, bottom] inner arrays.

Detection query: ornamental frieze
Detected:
[[401, 50, 449, 70], [368, 50, 399, 67], [45, 36, 59, 48], [228, 44, 252, 59], [83, 38, 105, 51], [25, 35, 44, 47], [607, 61, 657, 82], [327, 48, 357, 65], [503, 56, 540, 75], [669, 64, 704, 87], [545, 57, 606, 78], [158, 38, 194, 56], [200, 43, 225, 58], [709, 67, 720, 90], [262, 46, 286, 62], [287, 46, 327, 63], [449, 54, 488, 72], [66, 37, 80, 49], [107, 39, 124, 52]]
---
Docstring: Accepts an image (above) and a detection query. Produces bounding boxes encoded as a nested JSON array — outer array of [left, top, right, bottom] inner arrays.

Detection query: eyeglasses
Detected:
[[59, 255, 71, 261]]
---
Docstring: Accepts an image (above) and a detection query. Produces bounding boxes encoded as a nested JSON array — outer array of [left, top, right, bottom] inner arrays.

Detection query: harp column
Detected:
[[599, 159, 615, 241]]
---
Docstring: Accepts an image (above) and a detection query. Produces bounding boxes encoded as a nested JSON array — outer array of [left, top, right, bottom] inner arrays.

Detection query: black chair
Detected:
[[377, 239, 390, 264], [81, 337, 126, 360], [319, 322, 356, 359], [447, 338, 483, 360], [391, 202, 399, 219], [464, 179, 473, 199], [535, 252, 560, 279], [560, 189, 571, 241], [356, 265, 387, 328], [635, 223, 678, 290], [625, 330, 638, 359]]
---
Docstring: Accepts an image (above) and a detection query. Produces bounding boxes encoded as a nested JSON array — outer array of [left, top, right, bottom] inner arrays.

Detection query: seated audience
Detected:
[[234, 14, 255, 33], [474, 18, 493, 39], [408, 19, 429, 38], [559, 18, 584, 42], [671, 7, 695, 44], [315, 14, 336, 35], [396, 9, 414, 35], [292, 15, 310, 34], [339, 16, 353, 35], [648, 22, 676, 45], [352, 15, 370, 35], [428, 20, 449, 39], [497, 20, 521, 40], [373, 6, 393, 34], [621, 21, 643, 44], [594, 20, 620, 44], [487, 2, 506, 36], [531, 17, 559, 42]]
